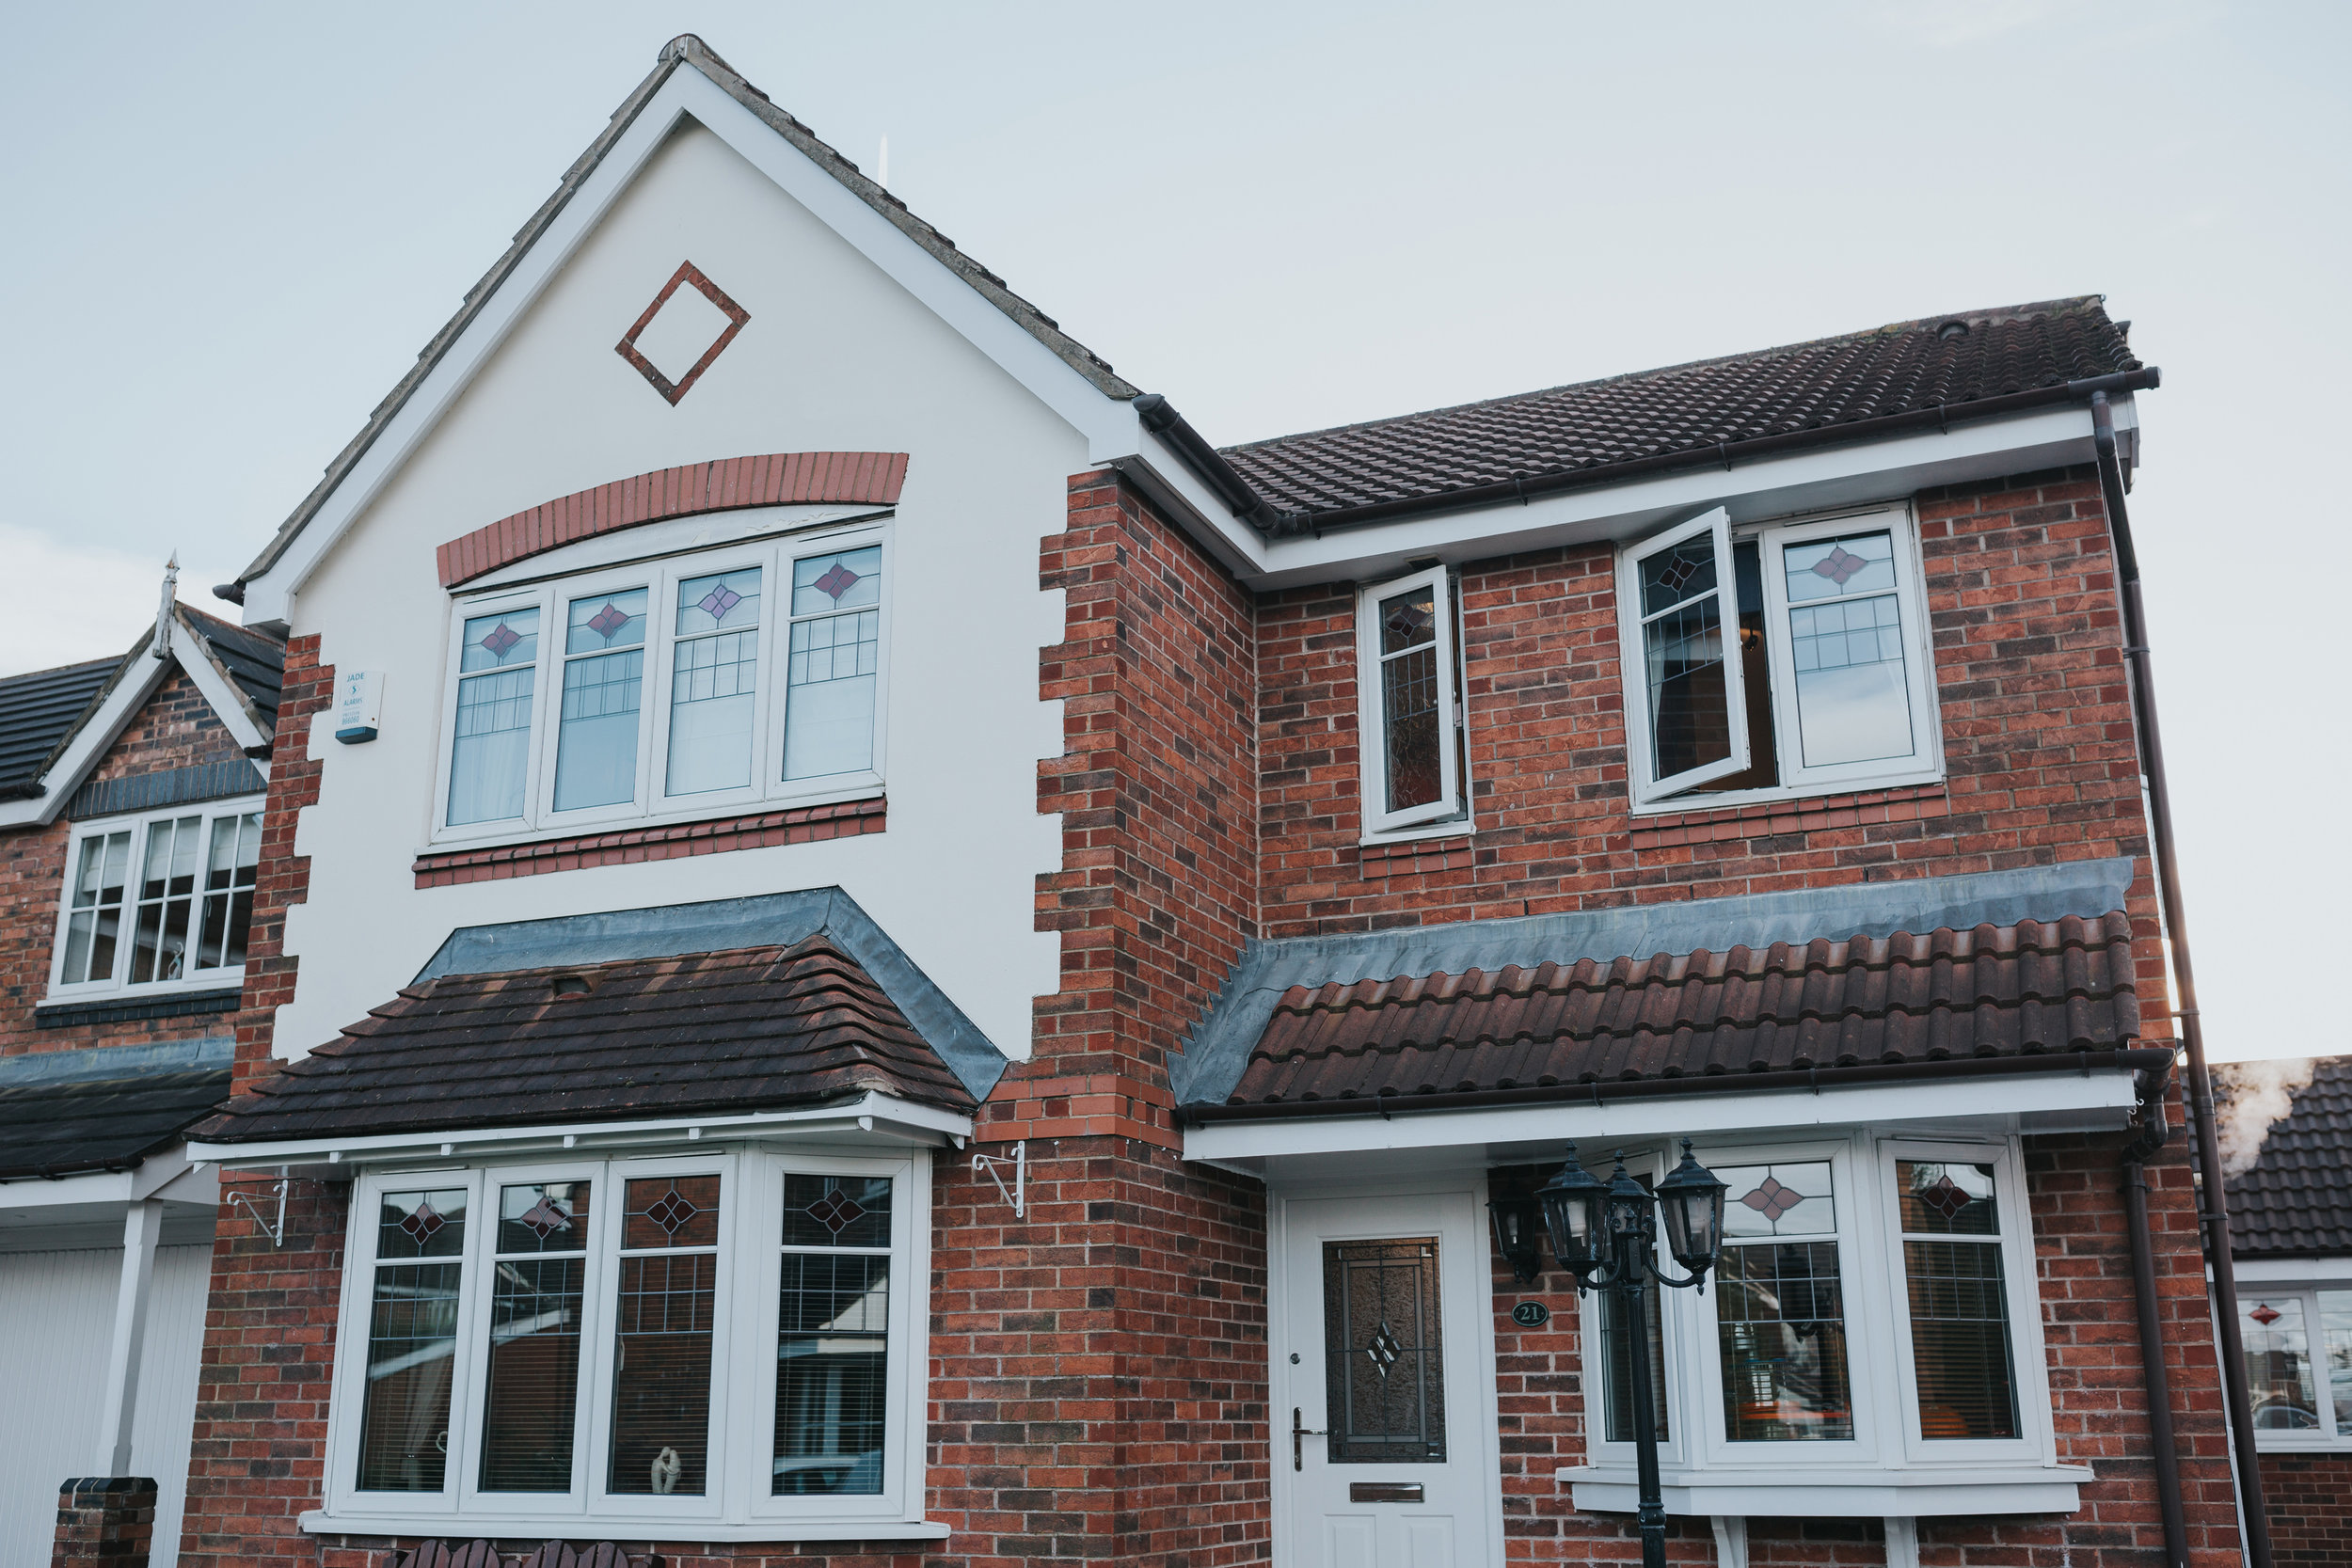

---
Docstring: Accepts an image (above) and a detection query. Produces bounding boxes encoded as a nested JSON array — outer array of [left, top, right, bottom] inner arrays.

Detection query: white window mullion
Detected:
[[1619, 507, 1750, 801], [1358, 564, 1465, 834]]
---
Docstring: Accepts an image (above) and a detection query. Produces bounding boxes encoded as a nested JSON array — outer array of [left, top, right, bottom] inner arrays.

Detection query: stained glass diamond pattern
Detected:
[[1739, 1175, 1804, 1221], [697, 584, 743, 623], [1659, 554, 1700, 593], [805, 1189, 867, 1236], [2249, 1304, 2283, 1327], [1811, 546, 1867, 587], [812, 563, 862, 602], [1365, 1319, 1404, 1377], [1917, 1174, 1973, 1222], [480, 623, 522, 659], [399, 1200, 446, 1245], [587, 601, 630, 641], [645, 1188, 701, 1237], [518, 1195, 574, 1239]]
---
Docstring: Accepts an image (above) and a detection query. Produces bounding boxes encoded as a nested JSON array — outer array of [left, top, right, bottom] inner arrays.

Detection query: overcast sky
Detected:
[[1, 2, 2342, 1064]]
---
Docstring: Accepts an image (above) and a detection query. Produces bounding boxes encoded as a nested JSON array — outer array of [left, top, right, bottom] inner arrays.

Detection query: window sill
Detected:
[[1628, 782, 1949, 849], [300, 1510, 949, 1544], [1556, 1463, 2088, 1519], [1358, 815, 1474, 849], [414, 794, 886, 887], [34, 985, 243, 1029]]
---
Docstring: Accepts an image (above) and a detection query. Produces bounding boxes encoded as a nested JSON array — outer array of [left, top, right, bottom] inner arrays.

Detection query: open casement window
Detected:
[[432, 525, 890, 845], [326, 1149, 928, 1535], [47, 800, 264, 998], [1617, 503, 1942, 810], [2236, 1283, 2352, 1448], [1356, 565, 1468, 836]]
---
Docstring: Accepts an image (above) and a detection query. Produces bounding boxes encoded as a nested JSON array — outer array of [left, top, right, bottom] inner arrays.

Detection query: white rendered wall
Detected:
[[0, 1243, 212, 1568], [272, 119, 1086, 1061]]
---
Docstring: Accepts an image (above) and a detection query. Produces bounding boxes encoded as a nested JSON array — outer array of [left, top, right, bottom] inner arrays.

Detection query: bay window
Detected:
[[1355, 564, 1470, 837], [2236, 1282, 2352, 1447], [48, 799, 263, 998], [326, 1149, 928, 1534], [1615, 503, 1942, 809], [434, 526, 889, 843]]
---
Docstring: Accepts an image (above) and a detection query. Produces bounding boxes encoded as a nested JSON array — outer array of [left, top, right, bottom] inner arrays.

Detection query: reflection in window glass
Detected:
[[1640, 538, 1731, 782], [450, 609, 540, 824], [2242, 1296, 2319, 1431], [1899, 1160, 2019, 1440], [775, 1174, 895, 1495], [479, 1181, 592, 1493], [129, 816, 202, 984], [554, 589, 648, 812], [196, 812, 261, 971], [60, 831, 132, 984], [1377, 588, 1442, 813], [1781, 531, 1913, 768], [358, 1188, 469, 1492], [2322, 1291, 2352, 1436], [667, 571, 761, 796], [784, 547, 882, 782], [1715, 1162, 1851, 1441], [609, 1176, 722, 1496], [1600, 1280, 1669, 1444]]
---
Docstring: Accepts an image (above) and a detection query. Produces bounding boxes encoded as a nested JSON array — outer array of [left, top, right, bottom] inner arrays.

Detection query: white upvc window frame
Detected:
[[428, 520, 893, 848], [1577, 1146, 1692, 1475], [42, 795, 267, 1003], [321, 1145, 930, 1538], [2232, 1275, 2352, 1451], [1582, 1131, 2059, 1487], [1355, 563, 1470, 839], [1617, 502, 1944, 813]]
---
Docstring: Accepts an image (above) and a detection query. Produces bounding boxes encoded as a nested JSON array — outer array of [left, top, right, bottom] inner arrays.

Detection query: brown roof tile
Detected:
[[193, 935, 975, 1144], [1222, 913, 2141, 1111]]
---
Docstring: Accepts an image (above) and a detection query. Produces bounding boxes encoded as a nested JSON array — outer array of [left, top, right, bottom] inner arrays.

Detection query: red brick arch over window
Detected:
[[436, 451, 911, 588]]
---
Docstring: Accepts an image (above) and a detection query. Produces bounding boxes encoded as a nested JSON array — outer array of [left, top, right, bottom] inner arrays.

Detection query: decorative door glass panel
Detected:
[[1377, 588, 1442, 813], [60, 830, 131, 984], [195, 812, 261, 971], [450, 608, 540, 824], [1715, 1162, 1851, 1440], [554, 588, 648, 811], [2240, 1295, 2318, 1430], [609, 1176, 722, 1495], [775, 1174, 895, 1494], [1898, 1160, 2019, 1439], [479, 1180, 592, 1492], [666, 570, 761, 796], [1641, 538, 1733, 783], [783, 546, 882, 782], [1780, 531, 1914, 768], [1322, 1238, 1446, 1462], [358, 1188, 469, 1492]]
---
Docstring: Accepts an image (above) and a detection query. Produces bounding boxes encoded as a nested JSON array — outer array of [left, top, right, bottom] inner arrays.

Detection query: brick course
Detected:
[[2260, 1451, 2352, 1565]]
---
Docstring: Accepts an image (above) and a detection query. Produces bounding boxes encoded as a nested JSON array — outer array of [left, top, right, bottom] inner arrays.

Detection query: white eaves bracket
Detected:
[[971, 1141, 1025, 1218], [223, 1166, 291, 1247]]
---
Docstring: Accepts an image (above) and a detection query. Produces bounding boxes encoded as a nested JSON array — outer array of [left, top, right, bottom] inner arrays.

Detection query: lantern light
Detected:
[[1655, 1138, 1728, 1279], [1535, 1148, 1612, 1276], [1487, 1191, 1546, 1283]]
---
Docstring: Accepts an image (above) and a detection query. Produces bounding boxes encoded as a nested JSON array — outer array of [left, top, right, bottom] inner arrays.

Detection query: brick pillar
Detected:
[[51, 1478, 157, 1568]]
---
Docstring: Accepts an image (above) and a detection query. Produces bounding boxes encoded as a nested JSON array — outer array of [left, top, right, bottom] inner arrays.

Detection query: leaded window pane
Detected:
[[2242, 1296, 2319, 1430], [775, 1174, 895, 1496], [553, 588, 648, 812], [358, 1189, 468, 1493], [1715, 1162, 1850, 1441], [783, 547, 882, 783], [1640, 538, 1732, 783], [1599, 1280, 1669, 1444], [666, 571, 760, 797], [1322, 1238, 1446, 1462], [1377, 588, 1442, 813], [1899, 1160, 2018, 1440], [449, 609, 540, 826], [479, 1181, 591, 1493], [1781, 531, 1913, 768], [609, 1176, 722, 1496]]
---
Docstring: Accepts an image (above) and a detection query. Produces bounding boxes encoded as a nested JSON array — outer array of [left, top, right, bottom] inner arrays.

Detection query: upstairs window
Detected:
[[434, 527, 889, 842], [1616, 504, 1941, 809], [49, 800, 263, 998], [1356, 565, 1469, 836], [2237, 1284, 2352, 1448]]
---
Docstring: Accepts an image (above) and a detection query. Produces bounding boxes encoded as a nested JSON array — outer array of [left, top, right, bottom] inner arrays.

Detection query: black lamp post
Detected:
[[1532, 1139, 1727, 1568]]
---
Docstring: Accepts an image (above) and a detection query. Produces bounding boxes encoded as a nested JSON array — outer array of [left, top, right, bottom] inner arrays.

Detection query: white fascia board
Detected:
[[0, 653, 175, 830], [0, 1165, 138, 1205], [300, 1512, 949, 1544], [185, 1092, 973, 1168], [168, 619, 272, 759], [1182, 1067, 2141, 1167], [1558, 1465, 2090, 1519], [245, 67, 1257, 626], [2234, 1256, 2352, 1283], [1231, 403, 2099, 594]]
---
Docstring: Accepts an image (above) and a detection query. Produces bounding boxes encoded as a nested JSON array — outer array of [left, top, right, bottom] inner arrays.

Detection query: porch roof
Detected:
[[0, 1039, 233, 1180]]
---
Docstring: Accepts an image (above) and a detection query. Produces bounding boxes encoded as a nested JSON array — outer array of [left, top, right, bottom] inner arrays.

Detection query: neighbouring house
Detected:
[[0, 585, 285, 1568], [2227, 1053, 2352, 1564], [141, 31, 2267, 1568]]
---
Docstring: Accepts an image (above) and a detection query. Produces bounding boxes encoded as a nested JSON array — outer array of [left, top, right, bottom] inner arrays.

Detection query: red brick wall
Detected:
[[2261, 1451, 2352, 1565], [0, 666, 257, 1058], [230, 636, 327, 1097], [1488, 1118, 2242, 1566]]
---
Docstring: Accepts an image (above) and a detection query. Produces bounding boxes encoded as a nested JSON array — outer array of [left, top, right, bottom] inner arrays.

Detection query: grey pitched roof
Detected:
[[238, 34, 1135, 590], [1217, 296, 2150, 533], [0, 656, 119, 797], [179, 603, 284, 739], [0, 1038, 233, 1180], [2228, 1053, 2352, 1259]]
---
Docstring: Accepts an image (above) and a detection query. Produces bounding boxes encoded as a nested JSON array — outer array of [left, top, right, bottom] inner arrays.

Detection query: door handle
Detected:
[[1292, 1406, 1327, 1472]]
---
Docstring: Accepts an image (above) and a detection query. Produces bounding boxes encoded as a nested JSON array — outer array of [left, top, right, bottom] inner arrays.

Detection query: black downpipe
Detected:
[[2090, 390, 2272, 1568], [2121, 1069, 2192, 1568]]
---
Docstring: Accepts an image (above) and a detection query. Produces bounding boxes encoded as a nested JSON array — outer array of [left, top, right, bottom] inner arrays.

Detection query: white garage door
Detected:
[[0, 1244, 212, 1568]]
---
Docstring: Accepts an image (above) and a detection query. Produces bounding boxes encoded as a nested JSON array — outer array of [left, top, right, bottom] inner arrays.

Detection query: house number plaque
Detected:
[[1510, 1301, 1549, 1327]]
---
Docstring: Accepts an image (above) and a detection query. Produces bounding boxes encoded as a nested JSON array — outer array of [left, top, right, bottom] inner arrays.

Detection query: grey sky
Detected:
[[1, 1, 2342, 1063]]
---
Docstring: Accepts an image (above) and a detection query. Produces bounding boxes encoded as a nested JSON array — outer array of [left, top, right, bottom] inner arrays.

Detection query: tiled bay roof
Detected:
[[2227, 1053, 2352, 1259], [1217, 913, 2142, 1114], [193, 935, 975, 1145], [0, 655, 119, 796], [0, 1062, 231, 1180], [1219, 296, 2142, 528]]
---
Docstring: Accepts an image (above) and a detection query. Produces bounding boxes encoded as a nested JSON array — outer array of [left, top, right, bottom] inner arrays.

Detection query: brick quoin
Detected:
[[0, 667, 257, 1060]]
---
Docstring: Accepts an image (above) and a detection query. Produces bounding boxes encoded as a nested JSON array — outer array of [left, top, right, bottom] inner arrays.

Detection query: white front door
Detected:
[[1277, 1191, 1500, 1568]]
